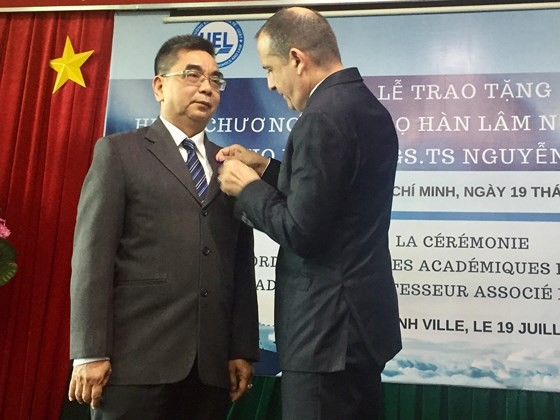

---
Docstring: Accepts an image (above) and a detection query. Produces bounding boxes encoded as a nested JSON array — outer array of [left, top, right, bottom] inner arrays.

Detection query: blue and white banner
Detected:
[[107, 8, 560, 391]]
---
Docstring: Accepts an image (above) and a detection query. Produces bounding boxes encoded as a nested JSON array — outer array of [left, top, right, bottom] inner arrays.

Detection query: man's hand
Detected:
[[218, 160, 260, 197], [228, 359, 254, 402], [216, 144, 269, 176], [68, 360, 112, 409]]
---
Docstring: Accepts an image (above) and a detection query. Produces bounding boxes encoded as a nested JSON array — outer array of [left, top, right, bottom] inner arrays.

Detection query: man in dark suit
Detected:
[[68, 34, 259, 419], [217, 7, 401, 419]]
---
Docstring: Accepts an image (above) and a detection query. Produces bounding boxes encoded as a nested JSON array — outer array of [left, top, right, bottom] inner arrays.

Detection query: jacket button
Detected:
[[201, 210, 208, 216], [200, 288, 208, 297], [202, 247, 211, 256]]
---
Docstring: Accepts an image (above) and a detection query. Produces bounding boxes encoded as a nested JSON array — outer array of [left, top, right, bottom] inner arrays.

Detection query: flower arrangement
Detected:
[[0, 217, 17, 286]]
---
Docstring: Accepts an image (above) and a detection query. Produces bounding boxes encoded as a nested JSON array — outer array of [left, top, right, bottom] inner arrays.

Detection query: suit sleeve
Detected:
[[261, 158, 281, 187], [236, 110, 354, 258], [70, 137, 125, 359], [229, 222, 259, 361]]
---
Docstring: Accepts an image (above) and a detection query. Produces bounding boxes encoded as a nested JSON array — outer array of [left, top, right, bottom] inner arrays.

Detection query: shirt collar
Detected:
[[309, 77, 327, 99], [160, 116, 207, 158]]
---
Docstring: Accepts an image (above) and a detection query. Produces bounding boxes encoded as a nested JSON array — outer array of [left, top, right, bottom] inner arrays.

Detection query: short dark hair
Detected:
[[256, 7, 341, 66], [154, 34, 216, 75]]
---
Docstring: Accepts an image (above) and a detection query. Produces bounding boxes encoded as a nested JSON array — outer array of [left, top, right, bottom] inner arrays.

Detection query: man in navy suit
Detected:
[[218, 7, 402, 419], [68, 34, 258, 419]]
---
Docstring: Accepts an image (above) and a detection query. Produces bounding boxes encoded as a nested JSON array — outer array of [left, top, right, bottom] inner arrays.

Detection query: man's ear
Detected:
[[289, 48, 306, 75], [153, 76, 164, 102]]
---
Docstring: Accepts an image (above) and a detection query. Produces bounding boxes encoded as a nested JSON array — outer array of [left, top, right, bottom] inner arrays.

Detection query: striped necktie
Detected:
[[182, 139, 208, 201]]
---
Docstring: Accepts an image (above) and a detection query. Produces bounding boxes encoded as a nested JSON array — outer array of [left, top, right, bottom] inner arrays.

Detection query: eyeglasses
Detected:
[[160, 68, 227, 91]]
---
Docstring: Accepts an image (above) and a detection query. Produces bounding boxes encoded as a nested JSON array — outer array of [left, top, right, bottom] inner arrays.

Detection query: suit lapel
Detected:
[[203, 137, 221, 207], [144, 119, 201, 202]]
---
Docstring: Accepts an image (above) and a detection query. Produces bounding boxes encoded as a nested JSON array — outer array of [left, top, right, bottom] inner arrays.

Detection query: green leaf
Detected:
[[0, 238, 18, 286]]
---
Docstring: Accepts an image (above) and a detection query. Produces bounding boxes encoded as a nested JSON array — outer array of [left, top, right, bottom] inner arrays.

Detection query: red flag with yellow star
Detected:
[[0, 11, 114, 420]]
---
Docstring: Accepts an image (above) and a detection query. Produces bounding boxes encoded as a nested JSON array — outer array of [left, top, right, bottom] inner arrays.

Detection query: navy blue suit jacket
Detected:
[[237, 68, 402, 372]]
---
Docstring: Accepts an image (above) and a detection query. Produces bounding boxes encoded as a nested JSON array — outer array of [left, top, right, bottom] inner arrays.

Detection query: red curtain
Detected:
[[0, 11, 114, 419]]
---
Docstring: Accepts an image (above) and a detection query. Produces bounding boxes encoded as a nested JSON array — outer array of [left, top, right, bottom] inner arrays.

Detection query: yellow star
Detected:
[[49, 36, 94, 94]]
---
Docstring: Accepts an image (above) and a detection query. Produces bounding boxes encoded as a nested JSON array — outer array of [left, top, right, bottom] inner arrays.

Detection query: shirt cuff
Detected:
[[260, 157, 271, 176], [73, 357, 110, 367]]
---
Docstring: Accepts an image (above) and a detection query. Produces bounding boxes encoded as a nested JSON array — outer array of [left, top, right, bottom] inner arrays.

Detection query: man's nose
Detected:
[[198, 75, 214, 93], [267, 79, 276, 91], [266, 74, 276, 91]]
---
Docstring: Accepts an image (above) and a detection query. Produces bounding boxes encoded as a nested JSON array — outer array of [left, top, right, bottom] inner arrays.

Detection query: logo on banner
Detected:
[[193, 21, 244, 68]]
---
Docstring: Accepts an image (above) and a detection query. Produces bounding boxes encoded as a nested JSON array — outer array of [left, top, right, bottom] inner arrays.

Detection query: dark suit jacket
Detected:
[[237, 68, 401, 372], [70, 118, 259, 388]]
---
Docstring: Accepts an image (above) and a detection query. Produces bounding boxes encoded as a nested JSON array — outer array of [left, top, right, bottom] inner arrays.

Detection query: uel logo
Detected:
[[199, 31, 234, 55], [193, 21, 245, 68]]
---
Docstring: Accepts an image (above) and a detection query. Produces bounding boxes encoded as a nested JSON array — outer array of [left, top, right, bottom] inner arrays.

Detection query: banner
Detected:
[[107, 9, 560, 391]]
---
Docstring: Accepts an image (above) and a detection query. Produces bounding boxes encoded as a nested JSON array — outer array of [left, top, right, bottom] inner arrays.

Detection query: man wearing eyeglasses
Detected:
[[68, 34, 259, 419]]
